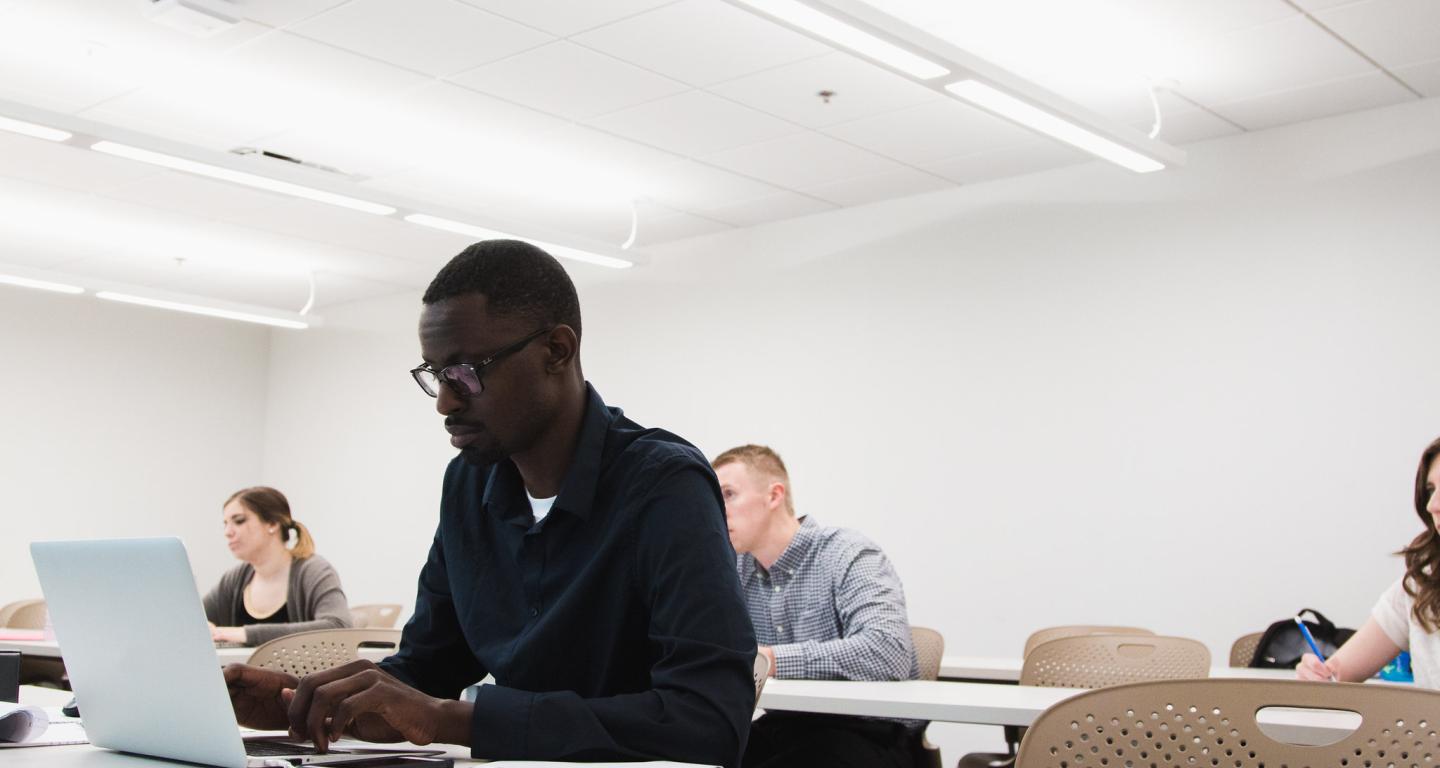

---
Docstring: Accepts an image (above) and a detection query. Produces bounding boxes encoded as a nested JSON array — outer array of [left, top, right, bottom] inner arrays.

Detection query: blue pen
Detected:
[[1295, 617, 1339, 682]]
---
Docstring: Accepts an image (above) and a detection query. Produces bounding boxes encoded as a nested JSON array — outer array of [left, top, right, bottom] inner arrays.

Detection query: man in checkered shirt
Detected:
[[713, 444, 922, 768]]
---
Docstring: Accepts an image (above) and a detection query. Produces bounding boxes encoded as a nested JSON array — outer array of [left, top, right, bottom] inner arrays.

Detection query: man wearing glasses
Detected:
[[223, 240, 757, 767]]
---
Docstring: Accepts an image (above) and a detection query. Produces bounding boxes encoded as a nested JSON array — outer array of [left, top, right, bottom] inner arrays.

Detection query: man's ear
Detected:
[[768, 482, 788, 512], [543, 325, 579, 373]]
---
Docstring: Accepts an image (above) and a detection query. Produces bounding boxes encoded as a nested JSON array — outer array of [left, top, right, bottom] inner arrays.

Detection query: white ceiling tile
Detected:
[[0, 132, 161, 193], [256, 80, 574, 181], [1213, 70, 1416, 129], [821, 98, 1038, 164], [636, 210, 732, 245], [81, 32, 429, 151], [449, 41, 689, 120], [801, 167, 952, 207], [703, 192, 836, 227], [290, 0, 553, 76], [704, 132, 906, 189], [0, 2, 268, 114], [480, 197, 641, 245], [1315, 0, 1440, 68], [572, 0, 830, 87], [458, 0, 675, 36], [644, 161, 788, 212], [96, 168, 296, 221], [1135, 106, 1244, 145], [587, 91, 801, 156], [1170, 15, 1376, 105], [1289, 0, 1367, 10], [232, 0, 350, 28], [1394, 58, 1440, 96], [928, 141, 1087, 185], [707, 52, 940, 129]]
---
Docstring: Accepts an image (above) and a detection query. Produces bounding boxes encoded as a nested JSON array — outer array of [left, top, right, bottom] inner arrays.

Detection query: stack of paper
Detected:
[[0, 703, 87, 748]]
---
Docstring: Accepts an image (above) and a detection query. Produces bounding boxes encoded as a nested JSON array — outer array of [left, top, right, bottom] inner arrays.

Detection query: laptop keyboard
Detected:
[[244, 740, 340, 756]]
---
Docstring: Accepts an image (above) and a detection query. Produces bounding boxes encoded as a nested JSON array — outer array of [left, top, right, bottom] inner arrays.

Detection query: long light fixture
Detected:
[[0, 115, 72, 142], [732, 0, 948, 80], [404, 214, 634, 270], [95, 291, 310, 329], [946, 80, 1164, 173], [0, 273, 85, 294], [723, 0, 1183, 173], [90, 141, 397, 215]]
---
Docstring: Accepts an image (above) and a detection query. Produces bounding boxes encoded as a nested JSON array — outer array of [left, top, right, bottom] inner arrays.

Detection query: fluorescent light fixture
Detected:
[[733, 0, 949, 80], [90, 141, 397, 215], [945, 79, 1165, 173], [0, 273, 85, 294], [0, 115, 72, 142], [95, 291, 309, 329], [404, 214, 634, 270]]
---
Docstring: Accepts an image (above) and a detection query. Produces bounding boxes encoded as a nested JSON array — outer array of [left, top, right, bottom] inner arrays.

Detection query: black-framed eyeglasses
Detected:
[[410, 327, 552, 398]]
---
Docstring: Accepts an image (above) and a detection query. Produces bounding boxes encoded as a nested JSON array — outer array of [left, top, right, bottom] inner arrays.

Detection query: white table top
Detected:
[[10, 687, 709, 767], [940, 655, 1312, 682], [0, 640, 392, 666], [758, 678, 1366, 745]]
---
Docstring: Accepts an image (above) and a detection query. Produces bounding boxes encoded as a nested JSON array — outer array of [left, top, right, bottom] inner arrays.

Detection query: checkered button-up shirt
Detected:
[[739, 516, 919, 682]]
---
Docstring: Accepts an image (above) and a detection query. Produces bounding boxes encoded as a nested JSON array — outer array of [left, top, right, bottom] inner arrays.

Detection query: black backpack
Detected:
[[1249, 608, 1356, 668]]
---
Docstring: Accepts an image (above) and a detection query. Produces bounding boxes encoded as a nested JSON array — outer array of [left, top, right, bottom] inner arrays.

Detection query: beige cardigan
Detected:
[[202, 554, 353, 646]]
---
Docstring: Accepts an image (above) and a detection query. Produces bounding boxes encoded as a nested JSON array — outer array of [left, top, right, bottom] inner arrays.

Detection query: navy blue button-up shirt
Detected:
[[379, 384, 757, 767]]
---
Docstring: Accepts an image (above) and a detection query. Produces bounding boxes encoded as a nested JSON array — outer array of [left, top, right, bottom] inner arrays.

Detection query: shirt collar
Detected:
[[481, 382, 612, 525], [742, 515, 816, 580]]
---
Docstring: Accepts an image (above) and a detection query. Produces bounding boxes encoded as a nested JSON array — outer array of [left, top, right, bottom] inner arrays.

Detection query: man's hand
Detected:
[[759, 645, 776, 678], [285, 659, 469, 752], [224, 664, 300, 730]]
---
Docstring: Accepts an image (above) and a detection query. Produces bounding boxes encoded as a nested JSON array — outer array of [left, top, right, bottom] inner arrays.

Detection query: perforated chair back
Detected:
[[246, 629, 401, 677], [0, 599, 46, 628], [1023, 625, 1154, 659], [752, 650, 770, 707], [1021, 634, 1210, 689], [911, 626, 944, 681], [1016, 678, 1440, 768], [1229, 631, 1265, 667], [349, 603, 403, 629]]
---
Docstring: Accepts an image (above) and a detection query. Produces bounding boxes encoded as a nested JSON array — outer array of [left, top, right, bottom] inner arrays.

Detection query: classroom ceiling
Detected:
[[0, 0, 1435, 312]]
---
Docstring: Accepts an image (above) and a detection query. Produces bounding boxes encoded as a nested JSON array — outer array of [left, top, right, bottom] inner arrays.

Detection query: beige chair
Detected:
[[911, 627, 946, 768], [1022, 625, 1154, 659], [0, 599, 48, 628], [958, 634, 1207, 768], [1228, 631, 1265, 667], [349, 603, 403, 629], [246, 629, 401, 677], [1021, 634, 1211, 688], [752, 650, 770, 706], [1016, 678, 1440, 768]]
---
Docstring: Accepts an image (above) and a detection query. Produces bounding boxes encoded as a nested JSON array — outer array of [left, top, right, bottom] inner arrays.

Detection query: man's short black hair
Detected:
[[422, 240, 581, 340]]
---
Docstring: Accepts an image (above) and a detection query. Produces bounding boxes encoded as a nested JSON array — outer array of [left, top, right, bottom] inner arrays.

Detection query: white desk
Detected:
[[10, 687, 709, 768], [758, 678, 1364, 746], [940, 655, 1311, 683], [0, 640, 392, 667]]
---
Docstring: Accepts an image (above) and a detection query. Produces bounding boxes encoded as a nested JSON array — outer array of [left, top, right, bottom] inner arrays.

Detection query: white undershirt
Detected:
[[527, 492, 556, 524]]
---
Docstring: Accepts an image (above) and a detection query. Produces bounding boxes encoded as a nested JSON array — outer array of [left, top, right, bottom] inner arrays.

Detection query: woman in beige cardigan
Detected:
[[203, 486, 352, 646]]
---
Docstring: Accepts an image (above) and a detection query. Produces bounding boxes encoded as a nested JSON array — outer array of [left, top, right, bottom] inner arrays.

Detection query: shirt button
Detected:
[[529, 606, 539, 617], [772, 586, 780, 593], [775, 625, 783, 632]]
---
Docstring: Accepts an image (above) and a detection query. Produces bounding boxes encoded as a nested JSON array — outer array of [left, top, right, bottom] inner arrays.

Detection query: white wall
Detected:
[[0, 288, 270, 599], [257, 97, 1440, 660]]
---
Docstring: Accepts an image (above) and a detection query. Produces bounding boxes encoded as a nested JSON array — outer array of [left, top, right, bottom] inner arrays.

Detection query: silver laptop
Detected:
[[31, 537, 438, 768]]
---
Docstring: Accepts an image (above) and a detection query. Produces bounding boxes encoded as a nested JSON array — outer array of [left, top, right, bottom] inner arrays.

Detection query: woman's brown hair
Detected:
[[224, 486, 315, 560], [1400, 437, 1440, 631]]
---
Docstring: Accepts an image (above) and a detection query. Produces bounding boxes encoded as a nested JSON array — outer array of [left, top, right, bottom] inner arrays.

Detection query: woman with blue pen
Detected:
[[1298, 436, 1440, 687]]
